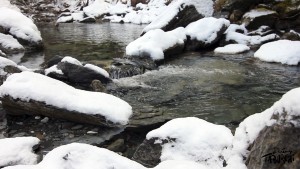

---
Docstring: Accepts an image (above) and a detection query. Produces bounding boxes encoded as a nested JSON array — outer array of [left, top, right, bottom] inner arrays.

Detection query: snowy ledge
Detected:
[[0, 72, 132, 125]]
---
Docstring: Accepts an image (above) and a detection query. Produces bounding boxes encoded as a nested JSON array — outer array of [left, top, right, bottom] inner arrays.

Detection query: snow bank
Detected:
[[61, 56, 83, 66], [143, 0, 214, 33], [226, 87, 300, 168], [0, 71, 132, 125], [185, 17, 230, 42], [0, 7, 42, 44], [83, 0, 109, 18], [254, 40, 300, 65], [0, 137, 40, 167], [126, 27, 186, 60], [84, 64, 109, 78], [0, 33, 24, 53], [214, 44, 250, 54], [147, 117, 233, 168]]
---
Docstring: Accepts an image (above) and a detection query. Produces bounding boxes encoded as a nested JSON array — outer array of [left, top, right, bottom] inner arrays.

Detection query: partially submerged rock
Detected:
[[0, 33, 24, 54], [0, 7, 43, 50], [185, 17, 230, 50], [0, 72, 132, 127]]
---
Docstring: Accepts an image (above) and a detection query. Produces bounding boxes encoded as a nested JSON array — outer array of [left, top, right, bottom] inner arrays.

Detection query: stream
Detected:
[[1, 22, 300, 157]]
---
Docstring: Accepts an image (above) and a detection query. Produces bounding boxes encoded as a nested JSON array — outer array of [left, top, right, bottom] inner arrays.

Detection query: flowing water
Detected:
[[2, 23, 300, 151]]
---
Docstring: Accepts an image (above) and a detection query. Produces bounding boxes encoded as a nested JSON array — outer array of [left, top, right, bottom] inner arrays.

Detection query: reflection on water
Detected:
[[6, 22, 145, 68]]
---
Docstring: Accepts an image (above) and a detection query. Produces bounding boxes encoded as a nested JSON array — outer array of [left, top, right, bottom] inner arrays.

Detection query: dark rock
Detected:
[[44, 56, 63, 68], [242, 8, 278, 30], [141, 5, 204, 35], [229, 9, 244, 22], [246, 124, 300, 169], [56, 61, 112, 88], [3, 65, 22, 74], [1, 96, 118, 127], [90, 80, 106, 92], [223, 0, 261, 13], [110, 57, 157, 79], [132, 138, 162, 167], [282, 31, 300, 41], [79, 17, 96, 23], [106, 139, 126, 152]]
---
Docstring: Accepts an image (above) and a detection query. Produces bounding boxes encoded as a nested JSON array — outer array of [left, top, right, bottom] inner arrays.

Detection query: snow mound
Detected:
[[254, 40, 300, 65], [226, 87, 300, 168], [185, 17, 230, 43], [126, 27, 186, 60], [0, 33, 24, 53], [84, 64, 109, 78], [147, 117, 233, 168], [214, 44, 250, 54], [143, 0, 214, 33], [83, 0, 110, 18], [61, 56, 83, 66], [0, 7, 42, 44], [3, 143, 145, 169], [0, 137, 40, 167], [0, 72, 132, 125]]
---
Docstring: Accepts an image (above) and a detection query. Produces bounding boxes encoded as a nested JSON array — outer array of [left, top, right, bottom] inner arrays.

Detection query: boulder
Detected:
[[222, 0, 261, 13], [79, 17, 96, 23], [246, 124, 300, 169], [56, 61, 111, 87], [0, 33, 25, 54], [1, 96, 117, 127], [185, 17, 230, 50], [132, 138, 162, 167], [242, 8, 278, 30]]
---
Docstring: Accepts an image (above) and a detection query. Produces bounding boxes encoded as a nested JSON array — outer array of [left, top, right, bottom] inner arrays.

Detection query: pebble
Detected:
[[41, 117, 49, 123]]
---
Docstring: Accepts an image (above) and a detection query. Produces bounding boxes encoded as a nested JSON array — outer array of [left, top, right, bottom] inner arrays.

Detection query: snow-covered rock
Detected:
[[45, 65, 63, 76], [0, 56, 22, 78], [126, 27, 186, 61], [3, 143, 145, 169], [0, 7, 43, 49], [254, 40, 300, 65], [225, 24, 279, 46], [0, 71, 132, 126], [214, 44, 250, 54], [0, 0, 20, 12], [84, 63, 109, 78], [83, 0, 110, 18], [185, 17, 230, 50], [61, 56, 83, 66], [56, 11, 96, 23], [226, 87, 300, 169], [0, 33, 24, 54], [0, 137, 40, 167], [142, 0, 213, 33], [134, 117, 233, 168], [242, 8, 278, 30]]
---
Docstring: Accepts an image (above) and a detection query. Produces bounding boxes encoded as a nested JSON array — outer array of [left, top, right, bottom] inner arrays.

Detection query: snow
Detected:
[[0, 56, 17, 68], [225, 24, 248, 34], [56, 15, 73, 23], [142, 0, 214, 33], [243, 9, 276, 19], [147, 117, 233, 168], [226, 31, 278, 46], [254, 40, 300, 65], [214, 44, 250, 54], [0, 71, 132, 125], [45, 65, 63, 75], [185, 17, 230, 43], [0, 33, 24, 52], [0, 137, 40, 167], [0, 0, 20, 12], [61, 56, 83, 66], [126, 27, 186, 60], [83, 0, 110, 18], [154, 160, 210, 169], [0, 7, 42, 44], [226, 87, 300, 168], [84, 64, 110, 78], [0, 50, 5, 56]]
